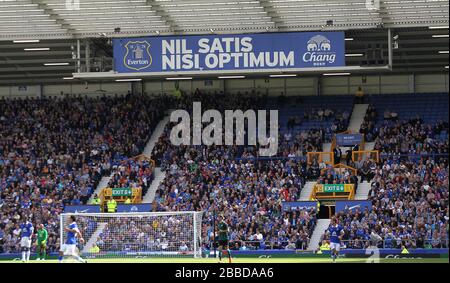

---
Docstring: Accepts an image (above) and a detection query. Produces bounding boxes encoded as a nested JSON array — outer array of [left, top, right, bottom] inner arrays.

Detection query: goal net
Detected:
[[60, 211, 203, 259]]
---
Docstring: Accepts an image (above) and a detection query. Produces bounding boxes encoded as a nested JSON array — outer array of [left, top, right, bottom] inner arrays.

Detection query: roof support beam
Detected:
[[257, 0, 284, 29], [146, 0, 179, 33], [30, 0, 75, 36]]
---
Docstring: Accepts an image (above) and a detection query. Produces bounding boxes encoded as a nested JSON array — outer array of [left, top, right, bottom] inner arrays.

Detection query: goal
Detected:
[[60, 211, 203, 259]]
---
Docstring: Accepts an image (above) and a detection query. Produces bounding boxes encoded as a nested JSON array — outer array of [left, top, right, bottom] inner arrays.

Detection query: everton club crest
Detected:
[[123, 41, 152, 71]]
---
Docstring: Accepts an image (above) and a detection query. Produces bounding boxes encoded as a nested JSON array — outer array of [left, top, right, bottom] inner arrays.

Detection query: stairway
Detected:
[[82, 223, 107, 254], [88, 176, 111, 204], [88, 115, 170, 204], [142, 168, 166, 203], [299, 181, 316, 201], [364, 141, 376, 151], [308, 219, 331, 250], [347, 104, 369, 133], [355, 181, 371, 200], [322, 142, 332, 163], [142, 115, 170, 158]]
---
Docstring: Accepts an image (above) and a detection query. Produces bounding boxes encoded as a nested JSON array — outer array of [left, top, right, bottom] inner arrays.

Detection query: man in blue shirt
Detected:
[[20, 217, 34, 262], [58, 215, 86, 263], [326, 217, 345, 263]]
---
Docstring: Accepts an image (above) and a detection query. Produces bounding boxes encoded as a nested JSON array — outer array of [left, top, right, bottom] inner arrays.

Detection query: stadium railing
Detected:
[[379, 153, 449, 160], [319, 239, 449, 250]]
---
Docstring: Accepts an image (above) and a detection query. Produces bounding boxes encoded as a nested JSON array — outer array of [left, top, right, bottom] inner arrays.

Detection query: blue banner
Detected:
[[335, 200, 372, 213], [116, 203, 152, 213], [282, 201, 318, 212], [64, 205, 101, 213], [336, 134, 363, 146], [113, 32, 345, 73]]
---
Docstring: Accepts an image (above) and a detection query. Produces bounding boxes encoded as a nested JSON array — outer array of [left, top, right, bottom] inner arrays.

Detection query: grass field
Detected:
[[4, 257, 449, 263]]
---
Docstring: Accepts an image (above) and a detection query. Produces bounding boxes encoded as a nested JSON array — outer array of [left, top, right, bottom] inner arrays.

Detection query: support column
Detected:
[[85, 40, 90, 72], [76, 39, 81, 73]]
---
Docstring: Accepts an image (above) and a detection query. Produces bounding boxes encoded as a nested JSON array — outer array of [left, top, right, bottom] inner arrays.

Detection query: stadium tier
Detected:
[[1, 91, 448, 261], [0, 2, 448, 266]]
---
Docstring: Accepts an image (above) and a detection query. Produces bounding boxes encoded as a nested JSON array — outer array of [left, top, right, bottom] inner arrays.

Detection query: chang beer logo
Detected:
[[303, 35, 337, 67], [123, 41, 152, 71]]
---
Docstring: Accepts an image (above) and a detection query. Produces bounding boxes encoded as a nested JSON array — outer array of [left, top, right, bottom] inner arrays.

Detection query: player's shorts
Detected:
[[60, 244, 78, 256], [218, 240, 229, 247], [37, 240, 47, 247], [330, 242, 341, 251], [20, 237, 32, 248]]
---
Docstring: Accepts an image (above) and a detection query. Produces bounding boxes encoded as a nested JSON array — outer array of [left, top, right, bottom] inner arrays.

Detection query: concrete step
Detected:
[[142, 168, 166, 203], [322, 143, 332, 163], [364, 142, 376, 151], [347, 104, 369, 133], [142, 115, 170, 158], [88, 176, 111, 204], [355, 181, 371, 200], [82, 223, 107, 254], [299, 181, 316, 201], [308, 219, 331, 250]]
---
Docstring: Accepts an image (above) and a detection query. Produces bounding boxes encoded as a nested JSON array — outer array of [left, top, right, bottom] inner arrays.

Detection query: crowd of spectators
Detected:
[[321, 157, 449, 249], [96, 215, 195, 253], [107, 158, 155, 196], [0, 93, 169, 253], [286, 108, 350, 142], [360, 106, 449, 157], [0, 90, 448, 255], [151, 91, 324, 250], [319, 106, 449, 250]]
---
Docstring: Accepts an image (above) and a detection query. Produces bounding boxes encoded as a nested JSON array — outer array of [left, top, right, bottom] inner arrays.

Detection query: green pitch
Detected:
[[6, 257, 449, 264]]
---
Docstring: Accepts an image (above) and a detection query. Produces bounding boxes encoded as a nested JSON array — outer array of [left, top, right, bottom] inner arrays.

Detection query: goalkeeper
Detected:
[[217, 216, 232, 263], [36, 224, 48, 261]]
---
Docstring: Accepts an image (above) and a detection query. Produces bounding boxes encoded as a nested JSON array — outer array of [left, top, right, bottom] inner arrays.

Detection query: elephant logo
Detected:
[[307, 35, 332, 52]]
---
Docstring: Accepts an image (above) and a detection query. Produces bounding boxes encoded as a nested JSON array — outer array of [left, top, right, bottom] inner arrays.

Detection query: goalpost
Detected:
[[60, 211, 204, 259]]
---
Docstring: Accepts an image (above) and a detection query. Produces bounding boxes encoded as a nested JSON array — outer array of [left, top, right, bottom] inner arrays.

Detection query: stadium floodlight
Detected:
[[429, 26, 449, 29], [44, 63, 70, 66], [115, 78, 142, 82], [438, 51, 449, 54], [345, 54, 364, 57], [166, 77, 193, 80], [218, 75, 245, 79], [13, 40, 40, 43], [323, 73, 351, 76], [445, 66, 449, 69], [60, 212, 203, 259], [62, 77, 74, 80], [269, 74, 297, 78], [24, 48, 50, 51], [432, 35, 449, 38], [345, 38, 354, 41]]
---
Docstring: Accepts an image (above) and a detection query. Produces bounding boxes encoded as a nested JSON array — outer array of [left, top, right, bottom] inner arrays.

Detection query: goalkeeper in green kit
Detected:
[[36, 224, 48, 261]]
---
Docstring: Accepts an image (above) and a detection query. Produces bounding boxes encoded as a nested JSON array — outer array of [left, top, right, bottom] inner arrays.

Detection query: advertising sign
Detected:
[[64, 205, 101, 213], [282, 201, 318, 212], [116, 204, 152, 213], [336, 134, 363, 146], [335, 200, 372, 213], [113, 32, 345, 73]]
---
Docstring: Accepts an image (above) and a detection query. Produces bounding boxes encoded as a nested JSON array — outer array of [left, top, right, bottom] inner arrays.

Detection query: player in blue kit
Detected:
[[20, 217, 34, 262], [58, 215, 86, 263], [326, 217, 345, 263]]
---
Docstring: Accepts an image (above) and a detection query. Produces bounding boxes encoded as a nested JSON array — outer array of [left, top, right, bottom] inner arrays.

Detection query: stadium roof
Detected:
[[0, 0, 448, 39], [0, 0, 448, 85]]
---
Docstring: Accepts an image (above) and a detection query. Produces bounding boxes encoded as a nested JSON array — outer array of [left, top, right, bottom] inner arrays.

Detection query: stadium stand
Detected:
[[0, 94, 169, 253]]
